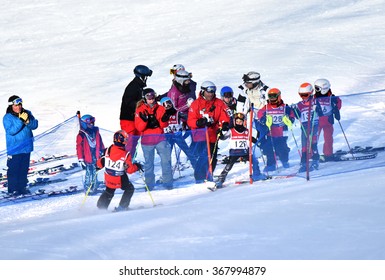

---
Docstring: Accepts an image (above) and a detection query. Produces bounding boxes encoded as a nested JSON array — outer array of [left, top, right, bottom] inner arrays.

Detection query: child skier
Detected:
[[76, 114, 105, 194], [292, 83, 323, 172], [96, 130, 143, 211], [214, 112, 266, 189]]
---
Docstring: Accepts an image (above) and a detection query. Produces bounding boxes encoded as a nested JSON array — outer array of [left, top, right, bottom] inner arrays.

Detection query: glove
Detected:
[[282, 115, 293, 128], [161, 107, 177, 122], [79, 159, 86, 169], [19, 112, 29, 123], [265, 115, 273, 129], [333, 107, 341, 121], [196, 117, 207, 128], [139, 112, 148, 122], [147, 114, 160, 128], [221, 122, 230, 131], [134, 162, 144, 172], [251, 137, 257, 144]]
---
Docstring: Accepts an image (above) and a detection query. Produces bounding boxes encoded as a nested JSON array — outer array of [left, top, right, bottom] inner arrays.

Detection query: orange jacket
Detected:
[[97, 144, 138, 189], [135, 102, 168, 145]]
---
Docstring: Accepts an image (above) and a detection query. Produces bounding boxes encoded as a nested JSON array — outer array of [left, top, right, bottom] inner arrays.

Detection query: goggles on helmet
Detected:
[[145, 92, 156, 100], [268, 93, 280, 99], [203, 86, 216, 94], [300, 93, 311, 98], [8, 98, 23, 106]]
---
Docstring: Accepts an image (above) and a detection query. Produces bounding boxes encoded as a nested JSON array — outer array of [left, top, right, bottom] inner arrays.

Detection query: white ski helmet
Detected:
[[298, 82, 314, 99], [175, 70, 191, 86], [242, 71, 260, 83], [170, 64, 185, 75], [200, 81, 217, 94], [314, 78, 331, 95]]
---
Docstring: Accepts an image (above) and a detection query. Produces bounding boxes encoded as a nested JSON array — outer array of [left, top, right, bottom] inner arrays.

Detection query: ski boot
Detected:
[[298, 163, 314, 173], [113, 205, 129, 212], [252, 174, 268, 182], [263, 165, 276, 173], [311, 160, 319, 170], [214, 180, 224, 189]]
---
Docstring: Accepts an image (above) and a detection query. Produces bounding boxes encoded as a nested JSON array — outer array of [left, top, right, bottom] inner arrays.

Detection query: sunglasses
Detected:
[[8, 98, 23, 106]]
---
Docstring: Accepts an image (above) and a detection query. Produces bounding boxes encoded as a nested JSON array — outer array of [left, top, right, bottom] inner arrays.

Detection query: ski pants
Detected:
[[97, 182, 135, 209], [189, 140, 218, 182], [300, 123, 320, 162], [261, 136, 290, 166], [318, 117, 334, 156], [7, 153, 30, 194], [166, 133, 197, 168]]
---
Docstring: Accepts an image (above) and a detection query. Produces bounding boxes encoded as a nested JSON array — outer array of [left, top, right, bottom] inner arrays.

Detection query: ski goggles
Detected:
[[268, 93, 280, 99], [203, 86, 216, 94], [8, 98, 23, 106], [234, 112, 245, 121], [162, 100, 173, 109], [223, 92, 233, 98], [83, 117, 95, 124], [145, 92, 156, 100]]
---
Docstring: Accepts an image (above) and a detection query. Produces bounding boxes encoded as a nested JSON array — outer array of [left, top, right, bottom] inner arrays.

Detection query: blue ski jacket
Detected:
[[3, 109, 38, 155]]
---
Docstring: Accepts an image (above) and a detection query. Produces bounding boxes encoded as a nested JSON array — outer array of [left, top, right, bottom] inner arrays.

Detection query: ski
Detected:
[[0, 186, 83, 207], [334, 152, 377, 161]]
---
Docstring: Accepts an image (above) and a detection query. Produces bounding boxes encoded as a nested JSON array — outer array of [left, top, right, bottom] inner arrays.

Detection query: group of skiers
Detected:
[[74, 64, 342, 211]]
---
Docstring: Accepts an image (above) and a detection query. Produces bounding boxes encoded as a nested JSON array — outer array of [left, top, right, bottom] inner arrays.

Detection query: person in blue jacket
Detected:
[[3, 95, 38, 195]]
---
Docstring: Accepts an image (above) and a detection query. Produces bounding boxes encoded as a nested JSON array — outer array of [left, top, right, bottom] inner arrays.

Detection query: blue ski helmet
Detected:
[[220, 86, 234, 98], [80, 114, 95, 130]]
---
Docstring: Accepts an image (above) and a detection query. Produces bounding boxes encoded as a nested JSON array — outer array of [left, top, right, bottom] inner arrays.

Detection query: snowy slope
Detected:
[[1, 0, 385, 266]]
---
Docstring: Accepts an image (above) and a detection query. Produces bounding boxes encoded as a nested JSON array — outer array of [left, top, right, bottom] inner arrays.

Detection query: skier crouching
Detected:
[[96, 130, 143, 212]]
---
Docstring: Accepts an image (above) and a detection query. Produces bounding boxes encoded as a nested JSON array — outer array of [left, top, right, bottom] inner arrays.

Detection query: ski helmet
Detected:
[[298, 83, 314, 99], [80, 114, 95, 130], [267, 88, 281, 105], [220, 86, 234, 98], [113, 130, 129, 147], [160, 96, 173, 109], [200, 81, 217, 94], [133, 65, 153, 79], [170, 64, 185, 75], [174, 70, 191, 86], [314, 78, 331, 95], [242, 71, 261, 87]]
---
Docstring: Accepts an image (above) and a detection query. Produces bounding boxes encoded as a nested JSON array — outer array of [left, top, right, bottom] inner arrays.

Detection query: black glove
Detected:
[[221, 122, 230, 131], [147, 114, 160, 128], [196, 117, 207, 128], [333, 107, 341, 121], [252, 137, 257, 144], [134, 162, 144, 172], [139, 112, 148, 122], [161, 107, 177, 122]]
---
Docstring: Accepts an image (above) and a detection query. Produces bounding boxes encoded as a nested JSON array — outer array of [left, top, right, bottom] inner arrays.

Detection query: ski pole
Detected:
[[248, 104, 254, 184], [138, 169, 157, 207], [79, 169, 100, 209], [338, 120, 355, 159]]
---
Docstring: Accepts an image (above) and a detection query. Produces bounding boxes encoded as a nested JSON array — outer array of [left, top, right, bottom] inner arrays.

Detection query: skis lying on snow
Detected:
[[320, 146, 383, 162], [0, 186, 83, 206]]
